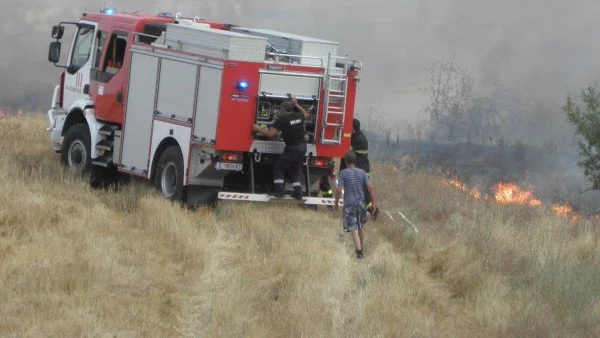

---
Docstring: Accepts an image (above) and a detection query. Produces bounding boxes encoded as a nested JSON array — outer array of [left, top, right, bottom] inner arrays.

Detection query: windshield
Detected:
[[69, 25, 94, 73]]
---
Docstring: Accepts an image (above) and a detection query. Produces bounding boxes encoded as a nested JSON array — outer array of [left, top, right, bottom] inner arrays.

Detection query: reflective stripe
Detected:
[[292, 182, 302, 187], [321, 189, 333, 197], [274, 179, 284, 184], [354, 150, 368, 155]]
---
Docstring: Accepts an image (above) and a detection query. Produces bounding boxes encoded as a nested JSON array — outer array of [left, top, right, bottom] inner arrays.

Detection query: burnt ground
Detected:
[[371, 140, 600, 214]]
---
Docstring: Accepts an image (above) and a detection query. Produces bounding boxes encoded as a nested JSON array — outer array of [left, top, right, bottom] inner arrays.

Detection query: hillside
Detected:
[[1, 115, 600, 336]]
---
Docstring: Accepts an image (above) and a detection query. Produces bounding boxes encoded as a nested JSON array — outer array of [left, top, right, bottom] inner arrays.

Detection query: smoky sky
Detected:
[[3, 0, 600, 141]]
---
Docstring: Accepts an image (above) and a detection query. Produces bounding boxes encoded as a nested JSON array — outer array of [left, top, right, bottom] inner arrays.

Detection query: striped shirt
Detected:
[[338, 167, 369, 206]]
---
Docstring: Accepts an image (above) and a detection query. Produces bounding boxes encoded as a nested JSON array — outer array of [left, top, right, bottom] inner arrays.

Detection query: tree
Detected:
[[563, 86, 600, 189], [421, 57, 499, 144]]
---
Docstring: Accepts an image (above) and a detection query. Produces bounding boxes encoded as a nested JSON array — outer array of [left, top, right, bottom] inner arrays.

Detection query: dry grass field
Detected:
[[1, 114, 600, 336]]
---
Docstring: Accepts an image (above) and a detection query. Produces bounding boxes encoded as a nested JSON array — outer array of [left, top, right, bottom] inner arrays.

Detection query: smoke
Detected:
[[3, 0, 600, 142], [2, 0, 599, 208]]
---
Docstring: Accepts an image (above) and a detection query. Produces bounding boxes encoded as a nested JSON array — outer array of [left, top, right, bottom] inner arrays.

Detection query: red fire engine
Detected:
[[47, 9, 361, 206]]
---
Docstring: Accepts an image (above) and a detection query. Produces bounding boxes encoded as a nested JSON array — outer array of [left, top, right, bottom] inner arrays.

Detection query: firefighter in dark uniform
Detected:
[[253, 95, 309, 200], [339, 118, 379, 219], [319, 175, 334, 197]]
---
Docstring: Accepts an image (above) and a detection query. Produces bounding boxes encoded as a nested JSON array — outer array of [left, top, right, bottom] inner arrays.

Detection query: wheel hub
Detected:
[[161, 162, 177, 198], [68, 140, 86, 173]]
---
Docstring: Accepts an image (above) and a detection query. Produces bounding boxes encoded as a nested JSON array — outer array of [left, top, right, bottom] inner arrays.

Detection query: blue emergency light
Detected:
[[236, 80, 249, 91], [104, 8, 116, 15]]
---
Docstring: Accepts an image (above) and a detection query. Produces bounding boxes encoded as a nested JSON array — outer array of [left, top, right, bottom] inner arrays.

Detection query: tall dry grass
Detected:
[[0, 114, 599, 336]]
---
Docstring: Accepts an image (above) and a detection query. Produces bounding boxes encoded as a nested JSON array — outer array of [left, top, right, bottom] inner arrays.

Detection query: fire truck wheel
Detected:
[[61, 123, 91, 175], [155, 146, 184, 201]]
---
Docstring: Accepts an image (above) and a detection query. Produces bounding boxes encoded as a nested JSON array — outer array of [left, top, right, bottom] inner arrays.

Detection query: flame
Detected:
[[0, 107, 40, 118], [492, 182, 542, 206], [552, 203, 580, 222], [442, 173, 582, 222], [552, 204, 573, 215], [444, 177, 483, 199], [444, 175, 542, 206]]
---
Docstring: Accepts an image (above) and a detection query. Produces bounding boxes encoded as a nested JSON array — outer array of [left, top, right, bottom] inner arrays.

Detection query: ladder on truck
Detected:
[[320, 54, 349, 145]]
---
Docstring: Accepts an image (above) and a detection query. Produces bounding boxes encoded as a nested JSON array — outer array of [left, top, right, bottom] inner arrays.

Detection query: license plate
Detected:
[[214, 162, 243, 171]]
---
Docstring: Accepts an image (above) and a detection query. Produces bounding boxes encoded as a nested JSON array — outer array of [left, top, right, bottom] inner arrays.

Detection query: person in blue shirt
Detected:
[[339, 118, 379, 219], [334, 150, 377, 260]]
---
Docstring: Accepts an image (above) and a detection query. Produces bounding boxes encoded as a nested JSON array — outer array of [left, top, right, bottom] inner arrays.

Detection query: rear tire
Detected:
[[154, 146, 185, 201], [61, 123, 92, 175], [187, 186, 219, 208], [91, 165, 120, 189]]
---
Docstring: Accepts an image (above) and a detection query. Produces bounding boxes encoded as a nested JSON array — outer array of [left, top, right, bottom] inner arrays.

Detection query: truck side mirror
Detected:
[[48, 41, 61, 64], [51, 25, 64, 39]]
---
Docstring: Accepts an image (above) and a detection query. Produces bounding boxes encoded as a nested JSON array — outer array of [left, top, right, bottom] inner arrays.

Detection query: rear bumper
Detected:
[[218, 191, 342, 206]]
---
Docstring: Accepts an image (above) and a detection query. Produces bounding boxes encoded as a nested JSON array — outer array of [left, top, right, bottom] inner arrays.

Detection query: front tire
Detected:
[[154, 146, 185, 201], [61, 123, 92, 175]]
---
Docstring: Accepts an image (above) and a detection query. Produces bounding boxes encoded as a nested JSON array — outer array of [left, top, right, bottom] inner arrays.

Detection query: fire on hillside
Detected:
[[443, 174, 579, 222], [0, 107, 24, 118], [446, 177, 483, 200], [492, 182, 541, 206]]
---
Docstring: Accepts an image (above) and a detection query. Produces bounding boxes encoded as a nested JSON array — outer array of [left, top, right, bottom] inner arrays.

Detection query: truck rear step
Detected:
[[218, 192, 343, 206]]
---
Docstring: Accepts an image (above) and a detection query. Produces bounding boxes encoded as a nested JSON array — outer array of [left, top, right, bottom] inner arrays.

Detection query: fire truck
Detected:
[[46, 9, 361, 206]]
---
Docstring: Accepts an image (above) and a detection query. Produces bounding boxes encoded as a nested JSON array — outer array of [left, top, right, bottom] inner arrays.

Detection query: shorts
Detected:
[[343, 204, 367, 232]]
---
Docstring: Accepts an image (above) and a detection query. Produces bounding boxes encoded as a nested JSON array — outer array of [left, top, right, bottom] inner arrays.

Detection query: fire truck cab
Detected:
[[47, 9, 361, 206]]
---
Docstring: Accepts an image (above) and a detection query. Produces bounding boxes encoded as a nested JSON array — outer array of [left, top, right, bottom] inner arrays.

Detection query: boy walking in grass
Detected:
[[334, 150, 377, 260], [339, 118, 379, 219]]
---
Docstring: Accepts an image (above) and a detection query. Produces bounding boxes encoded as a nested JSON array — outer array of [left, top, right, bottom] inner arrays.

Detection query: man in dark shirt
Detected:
[[340, 118, 369, 172], [339, 118, 379, 219], [253, 95, 309, 200]]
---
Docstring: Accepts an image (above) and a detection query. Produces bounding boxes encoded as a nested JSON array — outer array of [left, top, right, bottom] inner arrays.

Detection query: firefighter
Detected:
[[252, 95, 310, 200], [319, 174, 333, 197], [339, 118, 379, 219], [335, 150, 377, 260]]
